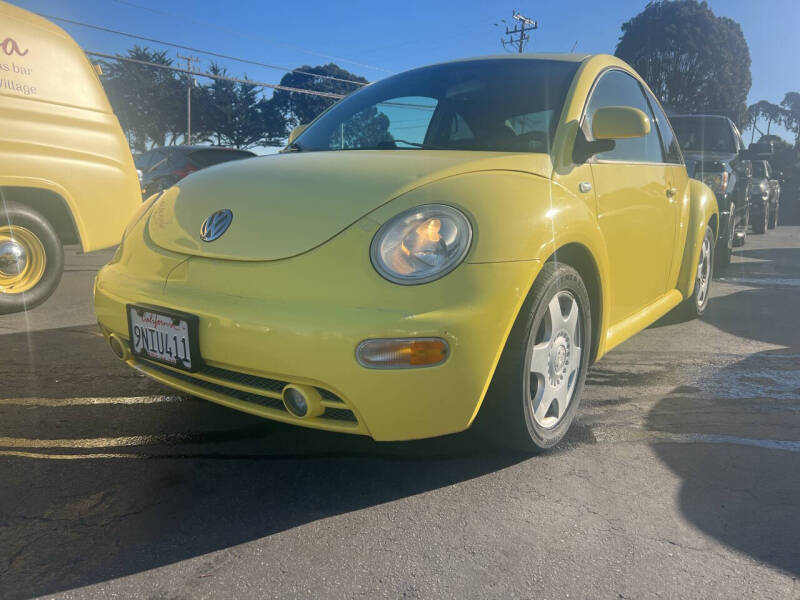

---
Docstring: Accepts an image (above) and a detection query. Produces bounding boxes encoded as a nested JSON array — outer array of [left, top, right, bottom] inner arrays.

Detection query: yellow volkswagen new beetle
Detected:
[[95, 54, 718, 452]]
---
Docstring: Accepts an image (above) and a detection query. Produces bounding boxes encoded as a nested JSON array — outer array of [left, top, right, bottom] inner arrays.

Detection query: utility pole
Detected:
[[500, 10, 538, 54], [177, 53, 199, 145]]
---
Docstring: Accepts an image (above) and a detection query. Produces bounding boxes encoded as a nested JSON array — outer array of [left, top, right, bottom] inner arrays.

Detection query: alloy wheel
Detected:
[[696, 235, 712, 308], [527, 290, 583, 429]]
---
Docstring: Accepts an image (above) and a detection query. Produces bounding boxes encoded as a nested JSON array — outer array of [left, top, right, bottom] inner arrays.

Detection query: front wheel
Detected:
[[481, 262, 591, 453], [752, 202, 768, 234], [715, 203, 734, 270], [0, 201, 64, 314], [768, 203, 779, 229]]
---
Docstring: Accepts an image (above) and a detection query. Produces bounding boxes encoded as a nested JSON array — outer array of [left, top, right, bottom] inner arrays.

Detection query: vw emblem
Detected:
[[199, 209, 233, 242]]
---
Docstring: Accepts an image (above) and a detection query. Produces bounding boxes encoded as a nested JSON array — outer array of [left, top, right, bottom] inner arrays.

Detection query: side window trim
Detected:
[[581, 67, 670, 166], [643, 88, 684, 165]]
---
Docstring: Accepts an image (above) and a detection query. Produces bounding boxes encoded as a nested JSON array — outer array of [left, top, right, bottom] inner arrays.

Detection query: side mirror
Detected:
[[592, 106, 651, 140], [573, 127, 615, 163], [287, 123, 308, 145]]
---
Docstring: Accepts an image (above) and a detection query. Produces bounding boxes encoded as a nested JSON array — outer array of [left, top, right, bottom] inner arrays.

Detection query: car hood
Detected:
[[147, 150, 551, 261]]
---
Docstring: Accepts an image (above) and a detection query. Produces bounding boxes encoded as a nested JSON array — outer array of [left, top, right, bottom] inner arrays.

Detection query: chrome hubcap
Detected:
[[0, 240, 27, 277], [529, 291, 582, 429], [696, 237, 711, 307]]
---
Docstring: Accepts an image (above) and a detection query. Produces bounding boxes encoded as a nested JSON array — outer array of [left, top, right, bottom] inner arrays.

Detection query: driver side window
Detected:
[[585, 70, 664, 163]]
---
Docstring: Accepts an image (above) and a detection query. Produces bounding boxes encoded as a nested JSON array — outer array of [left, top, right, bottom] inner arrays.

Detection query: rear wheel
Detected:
[[481, 263, 591, 453], [678, 225, 714, 319], [0, 201, 64, 314]]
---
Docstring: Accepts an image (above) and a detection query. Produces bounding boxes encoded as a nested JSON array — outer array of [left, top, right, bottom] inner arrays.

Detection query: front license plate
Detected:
[[127, 305, 201, 372]]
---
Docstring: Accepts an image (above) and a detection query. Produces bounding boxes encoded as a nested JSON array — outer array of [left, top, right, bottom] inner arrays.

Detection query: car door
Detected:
[[645, 90, 686, 288], [584, 69, 676, 326]]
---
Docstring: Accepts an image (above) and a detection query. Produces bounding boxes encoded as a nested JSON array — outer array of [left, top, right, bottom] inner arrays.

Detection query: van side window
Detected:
[[584, 70, 664, 163]]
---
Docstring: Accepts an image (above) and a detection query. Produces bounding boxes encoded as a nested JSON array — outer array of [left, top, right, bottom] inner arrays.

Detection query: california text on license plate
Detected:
[[127, 305, 200, 371]]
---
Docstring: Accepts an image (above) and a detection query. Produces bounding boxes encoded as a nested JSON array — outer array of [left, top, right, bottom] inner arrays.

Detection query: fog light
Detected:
[[281, 384, 324, 418], [356, 338, 449, 369], [108, 334, 129, 361]]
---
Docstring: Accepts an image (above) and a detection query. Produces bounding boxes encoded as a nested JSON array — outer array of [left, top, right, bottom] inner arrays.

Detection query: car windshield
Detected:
[[293, 59, 579, 153], [671, 116, 737, 153], [752, 161, 767, 177]]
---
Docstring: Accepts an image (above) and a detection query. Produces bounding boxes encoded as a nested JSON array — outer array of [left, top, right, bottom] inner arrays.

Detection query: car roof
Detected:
[[671, 114, 732, 121], [425, 53, 592, 70]]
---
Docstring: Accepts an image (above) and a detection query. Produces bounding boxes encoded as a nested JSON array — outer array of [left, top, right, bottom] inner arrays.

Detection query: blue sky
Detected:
[[11, 0, 799, 142]]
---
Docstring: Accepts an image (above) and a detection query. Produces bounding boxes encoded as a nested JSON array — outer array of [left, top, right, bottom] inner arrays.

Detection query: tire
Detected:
[[752, 202, 768, 234], [732, 203, 747, 247], [678, 225, 714, 319], [479, 262, 591, 453], [0, 200, 64, 314], [714, 204, 734, 270], [768, 204, 779, 229]]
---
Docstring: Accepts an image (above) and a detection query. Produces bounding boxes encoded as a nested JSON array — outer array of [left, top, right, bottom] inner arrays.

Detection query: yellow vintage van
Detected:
[[0, 1, 140, 313]]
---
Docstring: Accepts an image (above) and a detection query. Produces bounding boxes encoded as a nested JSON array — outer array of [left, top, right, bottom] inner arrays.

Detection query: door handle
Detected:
[[579, 182, 592, 193], [666, 187, 677, 200]]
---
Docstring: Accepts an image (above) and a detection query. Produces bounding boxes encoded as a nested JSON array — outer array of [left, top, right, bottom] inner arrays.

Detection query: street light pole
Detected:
[[177, 53, 199, 145]]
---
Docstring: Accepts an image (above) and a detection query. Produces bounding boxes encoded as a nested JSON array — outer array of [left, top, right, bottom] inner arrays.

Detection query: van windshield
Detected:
[[292, 59, 579, 154]]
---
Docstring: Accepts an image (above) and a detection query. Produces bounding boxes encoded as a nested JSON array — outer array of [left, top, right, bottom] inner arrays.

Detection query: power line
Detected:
[[500, 10, 538, 54], [41, 13, 368, 87], [107, 0, 394, 74], [86, 51, 345, 99]]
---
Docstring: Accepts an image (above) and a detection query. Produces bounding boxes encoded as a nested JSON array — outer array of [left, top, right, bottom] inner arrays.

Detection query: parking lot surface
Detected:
[[1, 226, 798, 599]]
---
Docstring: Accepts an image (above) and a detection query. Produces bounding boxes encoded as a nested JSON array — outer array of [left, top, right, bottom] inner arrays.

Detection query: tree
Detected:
[[100, 46, 185, 152], [781, 92, 800, 146], [270, 63, 368, 130], [195, 63, 286, 149], [615, 1, 751, 126], [745, 100, 787, 144]]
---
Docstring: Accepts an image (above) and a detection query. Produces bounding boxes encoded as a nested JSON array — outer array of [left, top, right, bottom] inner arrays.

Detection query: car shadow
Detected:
[[645, 278, 800, 576], [1, 324, 596, 598]]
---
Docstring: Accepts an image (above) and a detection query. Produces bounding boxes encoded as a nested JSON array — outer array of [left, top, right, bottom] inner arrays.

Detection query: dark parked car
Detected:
[[670, 115, 751, 268], [749, 160, 780, 233], [134, 146, 256, 198]]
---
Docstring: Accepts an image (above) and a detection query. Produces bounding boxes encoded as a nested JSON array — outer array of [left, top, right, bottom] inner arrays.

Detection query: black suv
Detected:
[[670, 115, 752, 268]]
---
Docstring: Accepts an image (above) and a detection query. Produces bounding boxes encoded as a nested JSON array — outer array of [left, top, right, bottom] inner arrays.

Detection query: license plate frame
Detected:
[[127, 304, 202, 372]]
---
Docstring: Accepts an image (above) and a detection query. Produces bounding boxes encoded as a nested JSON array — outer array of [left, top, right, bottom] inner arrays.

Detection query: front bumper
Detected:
[[95, 246, 539, 441]]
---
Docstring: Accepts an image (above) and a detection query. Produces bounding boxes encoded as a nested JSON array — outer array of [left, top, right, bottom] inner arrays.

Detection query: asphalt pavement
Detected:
[[1, 220, 798, 599]]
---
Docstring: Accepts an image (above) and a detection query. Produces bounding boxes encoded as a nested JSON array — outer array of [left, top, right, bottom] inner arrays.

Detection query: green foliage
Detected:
[[781, 92, 800, 146], [194, 63, 285, 149], [270, 63, 368, 129], [100, 46, 185, 152], [615, 1, 752, 126], [745, 100, 787, 144]]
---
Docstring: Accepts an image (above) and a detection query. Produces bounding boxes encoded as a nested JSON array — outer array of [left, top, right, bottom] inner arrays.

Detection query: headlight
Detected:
[[370, 204, 472, 285], [699, 171, 728, 198]]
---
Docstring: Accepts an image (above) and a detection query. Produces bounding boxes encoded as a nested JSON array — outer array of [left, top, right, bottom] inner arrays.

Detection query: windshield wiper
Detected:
[[364, 139, 447, 150]]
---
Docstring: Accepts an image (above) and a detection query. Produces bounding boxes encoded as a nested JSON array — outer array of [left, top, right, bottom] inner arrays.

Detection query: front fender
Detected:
[[370, 170, 610, 360], [677, 178, 718, 298]]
